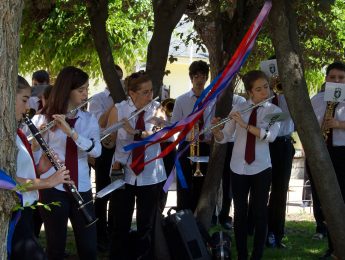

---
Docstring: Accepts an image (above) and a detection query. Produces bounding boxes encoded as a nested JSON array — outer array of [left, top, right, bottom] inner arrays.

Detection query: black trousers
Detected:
[[306, 160, 327, 235], [176, 141, 210, 212], [218, 142, 234, 223], [110, 182, 162, 260], [11, 206, 47, 260], [267, 136, 295, 242], [232, 168, 272, 260], [40, 188, 97, 260], [159, 142, 177, 213], [326, 146, 345, 252], [94, 145, 115, 242]]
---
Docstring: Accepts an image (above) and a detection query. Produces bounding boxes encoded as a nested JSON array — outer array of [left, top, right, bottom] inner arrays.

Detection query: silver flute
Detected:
[[27, 97, 93, 142], [100, 96, 159, 141], [200, 95, 275, 135]]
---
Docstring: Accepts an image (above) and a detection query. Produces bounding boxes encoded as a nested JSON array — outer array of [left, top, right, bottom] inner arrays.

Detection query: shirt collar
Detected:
[[104, 88, 111, 96]]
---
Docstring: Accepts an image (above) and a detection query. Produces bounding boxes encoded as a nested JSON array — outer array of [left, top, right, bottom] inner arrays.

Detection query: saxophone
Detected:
[[321, 101, 338, 142]]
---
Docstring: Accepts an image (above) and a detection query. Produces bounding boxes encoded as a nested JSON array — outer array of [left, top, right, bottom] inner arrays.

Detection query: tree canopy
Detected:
[[19, 0, 152, 78]]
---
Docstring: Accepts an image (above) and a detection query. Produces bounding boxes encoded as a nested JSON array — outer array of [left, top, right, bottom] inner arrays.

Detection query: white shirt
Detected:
[[28, 96, 40, 112], [171, 90, 213, 141], [113, 99, 166, 186], [216, 99, 281, 175], [275, 94, 294, 136], [88, 88, 114, 124], [16, 135, 39, 206], [311, 92, 345, 146], [227, 95, 247, 142], [32, 110, 101, 192]]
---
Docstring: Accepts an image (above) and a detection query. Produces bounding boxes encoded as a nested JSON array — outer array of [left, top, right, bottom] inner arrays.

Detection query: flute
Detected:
[[27, 97, 93, 142], [200, 96, 275, 135], [23, 114, 98, 228], [100, 96, 159, 141]]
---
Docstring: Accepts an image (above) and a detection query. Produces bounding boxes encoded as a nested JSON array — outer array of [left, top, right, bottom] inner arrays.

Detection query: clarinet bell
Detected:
[[79, 205, 98, 228]]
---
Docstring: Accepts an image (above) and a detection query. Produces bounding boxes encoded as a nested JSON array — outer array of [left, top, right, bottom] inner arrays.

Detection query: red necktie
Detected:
[[245, 107, 258, 164], [132, 111, 145, 175], [272, 93, 279, 106], [65, 118, 79, 188], [17, 129, 37, 176]]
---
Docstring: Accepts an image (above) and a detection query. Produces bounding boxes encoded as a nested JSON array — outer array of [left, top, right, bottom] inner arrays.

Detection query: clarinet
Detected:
[[23, 115, 98, 227]]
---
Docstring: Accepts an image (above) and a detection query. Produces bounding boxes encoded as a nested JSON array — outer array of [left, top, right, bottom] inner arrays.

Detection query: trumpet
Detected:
[[270, 74, 283, 94], [200, 96, 275, 135], [27, 97, 93, 141], [100, 96, 159, 141], [190, 122, 203, 177]]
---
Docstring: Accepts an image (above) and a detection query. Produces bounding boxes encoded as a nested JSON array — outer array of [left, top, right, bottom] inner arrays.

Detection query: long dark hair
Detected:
[[17, 75, 31, 92], [42, 66, 88, 121]]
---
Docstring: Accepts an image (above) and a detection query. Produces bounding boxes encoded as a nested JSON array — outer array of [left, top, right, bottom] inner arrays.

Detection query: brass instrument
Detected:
[[321, 101, 338, 142], [270, 74, 283, 94], [190, 121, 203, 177], [161, 98, 175, 118]]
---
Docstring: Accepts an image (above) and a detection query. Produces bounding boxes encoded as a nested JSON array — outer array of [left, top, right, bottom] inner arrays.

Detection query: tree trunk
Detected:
[[0, 0, 24, 257], [146, 0, 189, 97], [85, 0, 126, 103], [270, 0, 345, 258]]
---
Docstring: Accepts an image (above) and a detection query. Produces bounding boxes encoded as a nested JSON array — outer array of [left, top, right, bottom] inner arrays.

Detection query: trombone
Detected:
[[27, 97, 93, 142]]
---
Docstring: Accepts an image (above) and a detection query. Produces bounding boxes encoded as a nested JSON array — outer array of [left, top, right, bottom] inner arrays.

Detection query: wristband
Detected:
[[86, 138, 95, 152]]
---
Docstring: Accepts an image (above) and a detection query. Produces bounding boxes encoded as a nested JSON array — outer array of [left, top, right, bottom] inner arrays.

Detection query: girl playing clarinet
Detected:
[[32, 66, 101, 260], [12, 76, 71, 260]]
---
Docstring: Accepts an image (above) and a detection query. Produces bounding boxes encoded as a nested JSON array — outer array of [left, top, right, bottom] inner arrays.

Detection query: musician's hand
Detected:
[[36, 152, 61, 175], [324, 118, 341, 129], [31, 138, 40, 152], [47, 166, 72, 187], [102, 133, 116, 148], [230, 111, 246, 128], [52, 114, 73, 136], [211, 117, 222, 134], [122, 118, 136, 135]]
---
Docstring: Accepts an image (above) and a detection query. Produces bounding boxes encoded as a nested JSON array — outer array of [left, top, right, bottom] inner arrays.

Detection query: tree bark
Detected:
[[270, 0, 345, 258], [0, 0, 24, 257], [85, 0, 126, 103], [146, 0, 189, 97]]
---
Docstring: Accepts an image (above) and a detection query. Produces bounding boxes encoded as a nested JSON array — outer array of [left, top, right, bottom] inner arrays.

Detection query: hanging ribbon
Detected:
[[0, 169, 23, 258], [125, 1, 272, 189]]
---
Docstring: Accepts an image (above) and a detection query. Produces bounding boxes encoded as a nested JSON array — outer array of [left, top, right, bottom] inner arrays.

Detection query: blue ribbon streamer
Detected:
[[0, 169, 22, 259]]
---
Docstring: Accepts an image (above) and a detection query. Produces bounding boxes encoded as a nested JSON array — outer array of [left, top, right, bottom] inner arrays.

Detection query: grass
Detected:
[[39, 217, 328, 259]]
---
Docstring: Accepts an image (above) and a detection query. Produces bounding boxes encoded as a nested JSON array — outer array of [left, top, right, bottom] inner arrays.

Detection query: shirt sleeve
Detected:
[[74, 114, 102, 158], [215, 107, 237, 144], [88, 95, 104, 121]]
